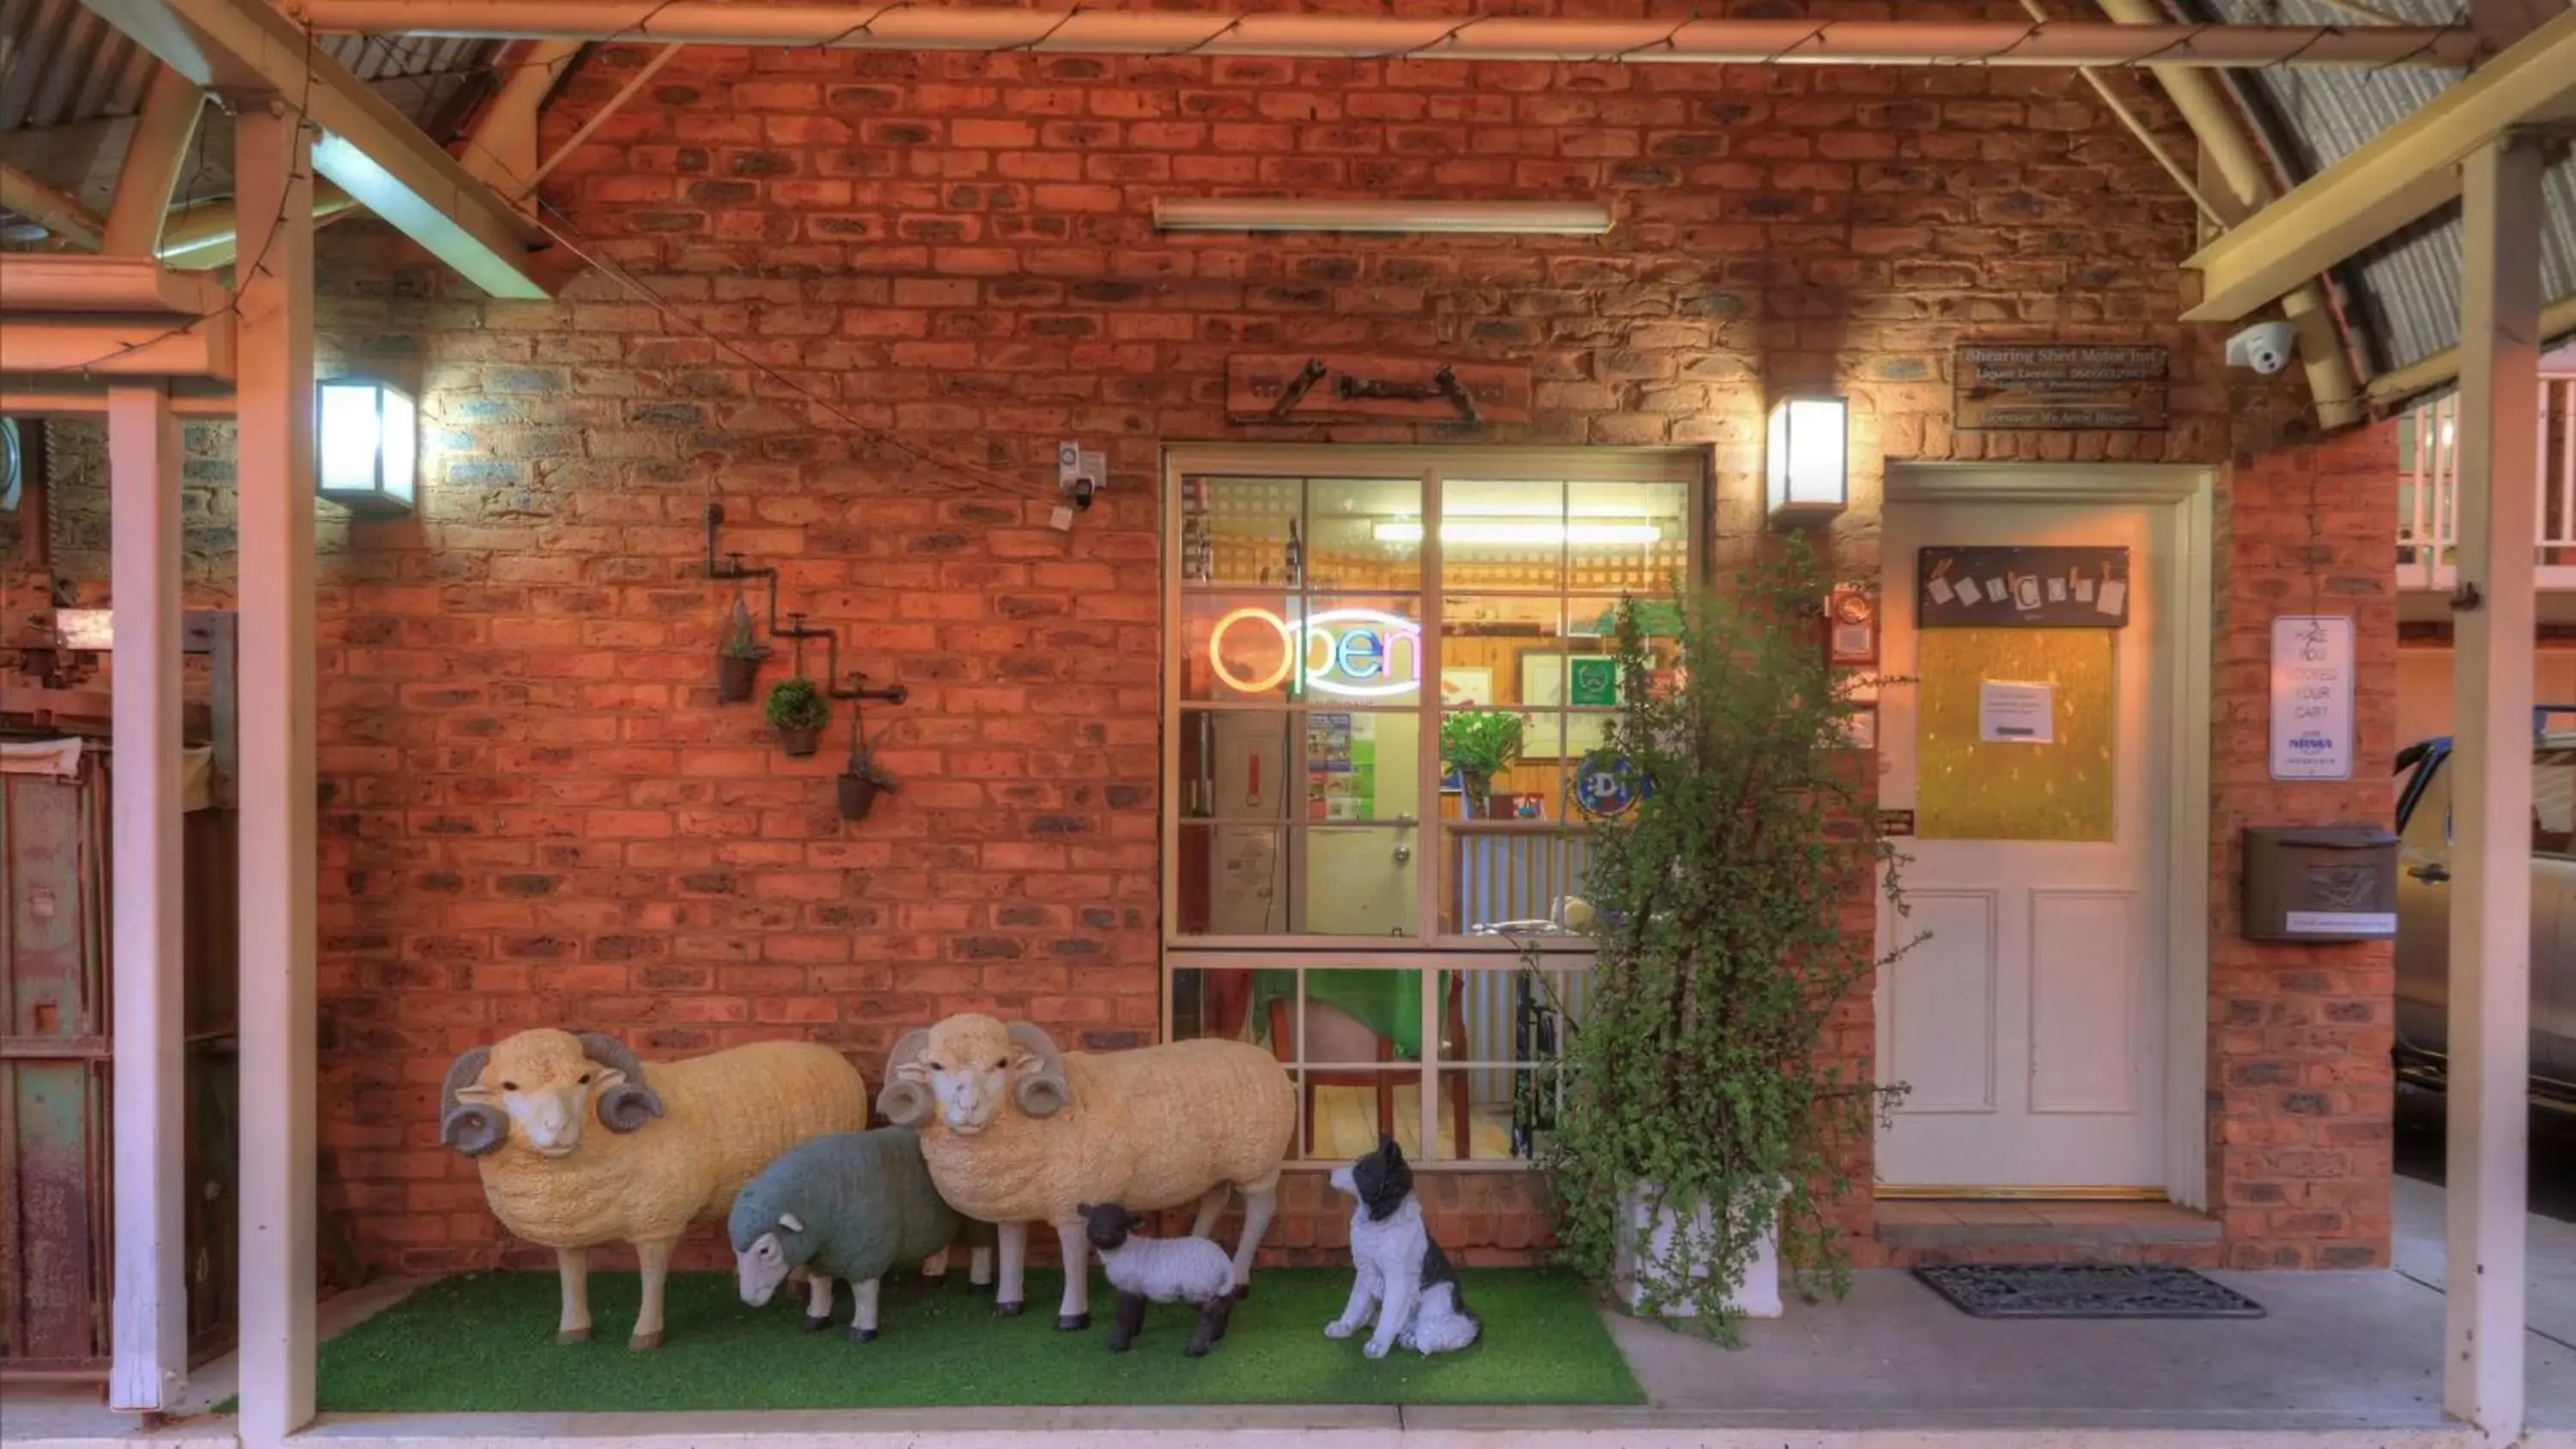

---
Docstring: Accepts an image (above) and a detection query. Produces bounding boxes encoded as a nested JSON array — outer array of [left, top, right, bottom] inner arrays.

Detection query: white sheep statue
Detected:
[[1080, 1202, 1236, 1356], [729, 1127, 998, 1343], [439, 1028, 868, 1349], [877, 1014, 1296, 1331]]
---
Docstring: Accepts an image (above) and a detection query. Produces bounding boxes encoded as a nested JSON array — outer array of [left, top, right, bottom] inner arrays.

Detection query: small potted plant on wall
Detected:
[[1441, 709, 1527, 820], [1546, 537, 1912, 1343], [765, 676, 830, 757], [838, 741, 896, 822], [717, 596, 768, 704]]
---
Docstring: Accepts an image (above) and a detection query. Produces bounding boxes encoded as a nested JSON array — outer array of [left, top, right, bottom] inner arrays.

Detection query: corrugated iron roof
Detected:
[[2198, 0, 2576, 380], [0, 8, 504, 236]]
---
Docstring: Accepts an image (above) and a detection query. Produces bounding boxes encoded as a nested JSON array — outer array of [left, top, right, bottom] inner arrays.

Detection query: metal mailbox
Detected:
[[2241, 825, 2400, 942]]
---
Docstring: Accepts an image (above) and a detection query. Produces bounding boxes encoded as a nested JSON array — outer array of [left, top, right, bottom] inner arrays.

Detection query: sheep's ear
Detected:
[[778, 1212, 805, 1234], [453, 1083, 499, 1104]]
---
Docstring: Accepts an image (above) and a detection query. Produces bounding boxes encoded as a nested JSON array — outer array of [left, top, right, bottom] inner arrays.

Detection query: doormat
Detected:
[[1911, 1264, 2265, 1319]]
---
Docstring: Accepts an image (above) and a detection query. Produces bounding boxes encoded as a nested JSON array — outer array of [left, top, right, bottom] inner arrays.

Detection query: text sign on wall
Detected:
[[1917, 545, 2129, 628], [1955, 344, 2170, 431], [2269, 615, 2355, 781]]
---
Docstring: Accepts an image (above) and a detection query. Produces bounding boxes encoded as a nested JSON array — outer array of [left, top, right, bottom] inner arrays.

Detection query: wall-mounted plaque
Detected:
[[1917, 545, 2129, 628], [1955, 344, 2169, 431], [2269, 615, 2355, 782]]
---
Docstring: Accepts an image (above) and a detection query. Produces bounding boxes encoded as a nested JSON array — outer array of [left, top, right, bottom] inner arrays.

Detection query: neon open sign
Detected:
[[1210, 607, 1423, 699]]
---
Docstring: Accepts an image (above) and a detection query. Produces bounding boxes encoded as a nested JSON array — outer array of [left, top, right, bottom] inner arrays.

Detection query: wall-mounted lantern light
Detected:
[[316, 376, 416, 518], [1765, 394, 1848, 524]]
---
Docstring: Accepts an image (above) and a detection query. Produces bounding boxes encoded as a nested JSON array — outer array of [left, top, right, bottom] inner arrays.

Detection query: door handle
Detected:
[[2409, 862, 2451, 884]]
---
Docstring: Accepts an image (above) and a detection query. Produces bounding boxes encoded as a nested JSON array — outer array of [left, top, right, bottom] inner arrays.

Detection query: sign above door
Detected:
[[1917, 545, 2129, 627], [1954, 344, 2169, 431]]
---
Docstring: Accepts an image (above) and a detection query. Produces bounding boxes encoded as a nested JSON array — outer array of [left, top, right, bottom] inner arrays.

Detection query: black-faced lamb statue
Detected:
[[1325, 1136, 1481, 1358], [1079, 1202, 1236, 1357], [731, 1127, 998, 1342]]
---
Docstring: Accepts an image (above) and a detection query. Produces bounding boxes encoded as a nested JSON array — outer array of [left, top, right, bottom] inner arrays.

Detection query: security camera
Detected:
[[2226, 320, 2299, 376]]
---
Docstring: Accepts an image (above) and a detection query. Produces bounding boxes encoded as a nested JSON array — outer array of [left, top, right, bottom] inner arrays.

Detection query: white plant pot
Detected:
[[1613, 1180, 1783, 1319]]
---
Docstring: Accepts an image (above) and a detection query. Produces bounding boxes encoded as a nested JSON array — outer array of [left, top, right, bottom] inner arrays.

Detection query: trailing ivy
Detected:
[[1544, 536, 1915, 1343]]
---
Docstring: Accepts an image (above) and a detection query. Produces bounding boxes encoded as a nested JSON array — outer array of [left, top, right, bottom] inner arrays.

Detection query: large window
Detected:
[[1161, 447, 1703, 1167]]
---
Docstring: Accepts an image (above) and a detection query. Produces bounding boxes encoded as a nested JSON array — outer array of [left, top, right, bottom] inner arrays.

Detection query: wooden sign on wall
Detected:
[[1954, 344, 2169, 431], [1226, 354, 1532, 426]]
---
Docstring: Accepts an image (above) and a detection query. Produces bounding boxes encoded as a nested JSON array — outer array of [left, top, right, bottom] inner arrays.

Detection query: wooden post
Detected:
[[230, 94, 319, 1449], [106, 381, 187, 1412], [2444, 128, 2542, 1442]]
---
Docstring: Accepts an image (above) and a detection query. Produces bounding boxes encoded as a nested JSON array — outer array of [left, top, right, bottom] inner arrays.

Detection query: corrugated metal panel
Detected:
[[0, 0, 155, 130], [0, 9, 501, 133], [2200, 0, 2576, 373]]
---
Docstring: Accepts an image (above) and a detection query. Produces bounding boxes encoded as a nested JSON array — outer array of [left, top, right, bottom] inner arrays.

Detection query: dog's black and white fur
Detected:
[[1324, 1137, 1480, 1358], [1079, 1202, 1236, 1356]]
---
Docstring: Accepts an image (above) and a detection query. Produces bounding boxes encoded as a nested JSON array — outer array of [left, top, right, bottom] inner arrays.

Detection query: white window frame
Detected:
[[1157, 444, 1709, 1167]]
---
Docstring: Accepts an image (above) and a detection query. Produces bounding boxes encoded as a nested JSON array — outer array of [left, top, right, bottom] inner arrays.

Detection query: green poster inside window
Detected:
[[1569, 657, 1619, 707]]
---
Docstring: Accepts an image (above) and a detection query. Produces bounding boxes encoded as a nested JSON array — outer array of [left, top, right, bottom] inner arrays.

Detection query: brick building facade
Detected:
[[0, 21, 2397, 1280]]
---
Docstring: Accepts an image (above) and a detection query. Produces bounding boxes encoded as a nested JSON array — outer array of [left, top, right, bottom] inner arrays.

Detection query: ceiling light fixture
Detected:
[[1152, 199, 1613, 234]]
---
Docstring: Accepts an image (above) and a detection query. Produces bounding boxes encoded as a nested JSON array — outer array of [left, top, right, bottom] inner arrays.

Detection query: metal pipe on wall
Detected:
[[295, 4, 2484, 68]]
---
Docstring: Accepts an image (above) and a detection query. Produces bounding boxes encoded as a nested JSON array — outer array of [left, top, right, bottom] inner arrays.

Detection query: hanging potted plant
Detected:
[[765, 676, 831, 757], [1546, 537, 1912, 1343], [837, 694, 897, 822], [716, 596, 768, 704], [1441, 709, 1527, 820]]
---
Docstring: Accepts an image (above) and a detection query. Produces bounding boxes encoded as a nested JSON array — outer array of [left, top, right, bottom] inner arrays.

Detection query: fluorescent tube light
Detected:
[[1372, 520, 1663, 545], [1152, 199, 1613, 234]]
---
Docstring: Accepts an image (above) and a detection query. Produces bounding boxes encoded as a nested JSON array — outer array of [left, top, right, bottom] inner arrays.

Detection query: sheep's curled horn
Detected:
[[876, 1029, 931, 1128], [1005, 1022, 1069, 1118], [577, 1032, 665, 1131], [438, 1047, 502, 1157]]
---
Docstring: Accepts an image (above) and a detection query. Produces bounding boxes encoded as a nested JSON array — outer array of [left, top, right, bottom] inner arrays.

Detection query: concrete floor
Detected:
[[1612, 1168, 2576, 1432]]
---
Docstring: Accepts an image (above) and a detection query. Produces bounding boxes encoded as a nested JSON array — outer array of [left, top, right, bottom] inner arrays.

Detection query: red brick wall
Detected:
[[2206, 421, 2400, 1269], [3, 21, 2387, 1279]]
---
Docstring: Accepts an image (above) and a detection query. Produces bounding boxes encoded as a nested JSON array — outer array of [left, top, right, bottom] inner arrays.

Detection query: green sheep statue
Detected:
[[730, 1127, 996, 1343]]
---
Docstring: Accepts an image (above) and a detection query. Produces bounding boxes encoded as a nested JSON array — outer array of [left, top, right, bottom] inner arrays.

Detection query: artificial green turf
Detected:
[[312, 1268, 1643, 1410]]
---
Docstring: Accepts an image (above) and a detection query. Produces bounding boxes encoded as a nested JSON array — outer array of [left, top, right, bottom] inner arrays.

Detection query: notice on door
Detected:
[[1978, 680, 2056, 743], [2269, 615, 2354, 781]]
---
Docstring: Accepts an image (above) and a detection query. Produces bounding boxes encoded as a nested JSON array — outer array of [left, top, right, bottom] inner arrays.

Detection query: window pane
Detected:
[[1567, 479, 1690, 593], [1174, 823, 1421, 936], [1175, 710, 1295, 822], [1302, 711, 1422, 823], [1302, 828, 1419, 934], [1305, 476, 1423, 592], [1442, 822, 1590, 935], [1180, 475, 1300, 586], [1181, 474, 1427, 591], [1175, 823, 1287, 936], [1439, 478, 1567, 591], [1177, 592, 1422, 706]]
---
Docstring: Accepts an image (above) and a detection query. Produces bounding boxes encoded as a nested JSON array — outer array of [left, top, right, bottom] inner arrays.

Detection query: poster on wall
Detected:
[[1917, 546, 2129, 627], [2269, 615, 2355, 781], [1954, 344, 2170, 431]]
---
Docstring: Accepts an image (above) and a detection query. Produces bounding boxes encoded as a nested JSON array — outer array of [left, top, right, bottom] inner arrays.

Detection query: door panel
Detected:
[[1876, 495, 2169, 1192], [1886, 890, 1999, 1113], [2027, 889, 2139, 1115]]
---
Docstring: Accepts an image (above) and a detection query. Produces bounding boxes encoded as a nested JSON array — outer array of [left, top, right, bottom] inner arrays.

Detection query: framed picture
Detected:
[[1439, 665, 1495, 709], [1516, 647, 1616, 759]]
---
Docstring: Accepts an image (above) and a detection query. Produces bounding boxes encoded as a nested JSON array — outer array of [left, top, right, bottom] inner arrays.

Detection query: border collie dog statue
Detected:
[[1325, 1136, 1481, 1358]]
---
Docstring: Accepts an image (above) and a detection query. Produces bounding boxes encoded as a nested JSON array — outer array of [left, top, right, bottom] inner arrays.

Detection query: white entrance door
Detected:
[[1876, 494, 2171, 1191]]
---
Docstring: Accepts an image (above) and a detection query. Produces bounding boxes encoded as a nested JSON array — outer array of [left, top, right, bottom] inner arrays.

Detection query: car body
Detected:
[[2392, 718, 2576, 1108]]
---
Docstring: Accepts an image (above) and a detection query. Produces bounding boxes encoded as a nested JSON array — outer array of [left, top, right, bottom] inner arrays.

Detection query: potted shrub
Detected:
[[1546, 538, 1911, 1343], [765, 676, 830, 757], [716, 597, 768, 704], [1441, 709, 1526, 820]]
